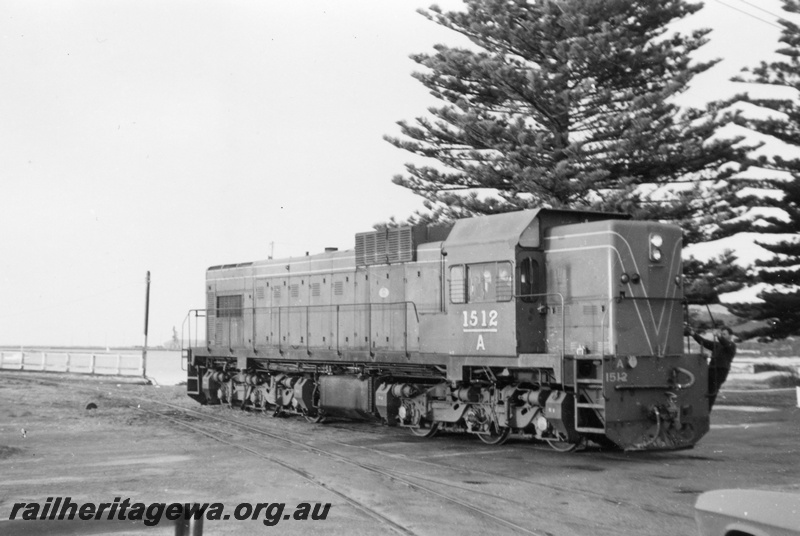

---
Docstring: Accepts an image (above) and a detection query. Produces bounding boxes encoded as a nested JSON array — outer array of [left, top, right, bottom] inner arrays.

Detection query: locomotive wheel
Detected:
[[304, 412, 326, 424], [545, 436, 583, 452], [477, 425, 511, 446], [409, 420, 439, 438]]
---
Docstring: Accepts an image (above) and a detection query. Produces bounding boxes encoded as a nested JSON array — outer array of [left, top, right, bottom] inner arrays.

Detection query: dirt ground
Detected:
[[1, 372, 798, 536], [0, 374, 372, 536]]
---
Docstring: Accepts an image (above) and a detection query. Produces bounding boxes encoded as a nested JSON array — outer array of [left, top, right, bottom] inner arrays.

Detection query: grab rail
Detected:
[[182, 301, 421, 356]]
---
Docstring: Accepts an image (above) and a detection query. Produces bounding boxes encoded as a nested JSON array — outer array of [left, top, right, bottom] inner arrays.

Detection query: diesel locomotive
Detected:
[[183, 208, 709, 451]]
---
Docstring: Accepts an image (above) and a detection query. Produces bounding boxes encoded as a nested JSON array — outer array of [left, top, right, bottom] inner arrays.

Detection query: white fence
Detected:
[[0, 349, 144, 377]]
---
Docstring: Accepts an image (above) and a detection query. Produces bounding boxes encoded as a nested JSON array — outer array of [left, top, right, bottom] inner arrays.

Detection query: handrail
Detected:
[[513, 292, 565, 359], [615, 295, 685, 302], [181, 309, 208, 353], [600, 298, 615, 357], [602, 295, 687, 357], [184, 301, 421, 355]]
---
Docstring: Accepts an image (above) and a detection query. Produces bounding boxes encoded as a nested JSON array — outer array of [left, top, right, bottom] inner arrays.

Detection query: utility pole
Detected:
[[143, 271, 151, 379]]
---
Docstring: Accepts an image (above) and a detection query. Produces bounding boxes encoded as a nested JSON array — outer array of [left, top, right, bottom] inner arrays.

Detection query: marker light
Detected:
[[620, 273, 630, 284]]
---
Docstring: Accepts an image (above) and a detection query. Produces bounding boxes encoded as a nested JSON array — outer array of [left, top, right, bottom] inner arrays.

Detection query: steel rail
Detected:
[[136, 397, 693, 528], [133, 397, 547, 536], [134, 405, 416, 536], [2, 374, 694, 525]]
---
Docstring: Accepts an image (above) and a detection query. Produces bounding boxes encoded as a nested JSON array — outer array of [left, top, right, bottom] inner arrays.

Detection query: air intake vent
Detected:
[[206, 291, 215, 316], [355, 227, 415, 266], [387, 227, 413, 263]]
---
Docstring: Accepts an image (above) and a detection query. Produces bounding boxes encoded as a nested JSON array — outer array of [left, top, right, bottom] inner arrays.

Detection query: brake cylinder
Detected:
[[390, 384, 417, 398], [207, 371, 229, 383], [518, 389, 550, 406], [454, 386, 481, 403]]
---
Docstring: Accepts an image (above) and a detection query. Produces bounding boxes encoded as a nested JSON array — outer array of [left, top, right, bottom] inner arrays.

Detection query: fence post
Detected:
[[90, 354, 96, 375], [65, 353, 71, 373], [42, 352, 47, 372], [117, 354, 122, 375]]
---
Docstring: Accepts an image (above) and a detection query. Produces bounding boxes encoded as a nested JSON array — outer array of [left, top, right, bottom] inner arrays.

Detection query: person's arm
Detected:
[[691, 332, 715, 351]]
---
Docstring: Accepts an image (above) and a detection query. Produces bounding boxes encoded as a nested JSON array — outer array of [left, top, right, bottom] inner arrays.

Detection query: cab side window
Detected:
[[450, 261, 512, 304], [449, 265, 466, 304]]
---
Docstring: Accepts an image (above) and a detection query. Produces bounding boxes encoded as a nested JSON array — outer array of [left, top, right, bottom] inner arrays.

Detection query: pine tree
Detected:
[[385, 0, 737, 221], [684, 251, 751, 305], [726, 175, 800, 337], [702, 0, 800, 337]]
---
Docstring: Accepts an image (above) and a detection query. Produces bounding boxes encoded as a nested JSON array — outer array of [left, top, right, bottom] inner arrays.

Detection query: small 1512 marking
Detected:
[[605, 372, 628, 383], [462, 310, 498, 328]]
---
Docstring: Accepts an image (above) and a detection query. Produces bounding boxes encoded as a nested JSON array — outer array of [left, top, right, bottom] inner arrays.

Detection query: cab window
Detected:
[[454, 261, 512, 303], [449, 265, 466, 304]]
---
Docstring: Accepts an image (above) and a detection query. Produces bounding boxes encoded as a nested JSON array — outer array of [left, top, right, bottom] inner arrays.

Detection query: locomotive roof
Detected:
[[207, 208, 627, 272], [443, 208, 626, 256]]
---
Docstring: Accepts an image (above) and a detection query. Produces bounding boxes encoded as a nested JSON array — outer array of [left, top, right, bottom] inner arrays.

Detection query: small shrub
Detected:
[[753, 363, 797, 374], [766, 373, 800, 389]]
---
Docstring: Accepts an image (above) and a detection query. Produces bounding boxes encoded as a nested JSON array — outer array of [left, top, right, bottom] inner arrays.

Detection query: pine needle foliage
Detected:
[[385, 0, 736, 222], [712, 0, 800, 336]]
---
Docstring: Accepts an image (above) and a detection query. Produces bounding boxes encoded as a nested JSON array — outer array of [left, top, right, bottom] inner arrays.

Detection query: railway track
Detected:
[[4, 373, 696, 533], [132, 398, 550, 536], [149, 398, 694, 523], [133, 405, 418, 536], [5, 374, 550, 535], [129, 391, 695, 528]]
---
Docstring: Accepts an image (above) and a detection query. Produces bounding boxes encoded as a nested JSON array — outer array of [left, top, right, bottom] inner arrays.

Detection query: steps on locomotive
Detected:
[[573, 355, 606, 434], [184, 349, 202, 396]]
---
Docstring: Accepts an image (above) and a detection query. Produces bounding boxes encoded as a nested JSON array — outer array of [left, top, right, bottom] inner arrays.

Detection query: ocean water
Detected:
[[143, 350, 185, 385]]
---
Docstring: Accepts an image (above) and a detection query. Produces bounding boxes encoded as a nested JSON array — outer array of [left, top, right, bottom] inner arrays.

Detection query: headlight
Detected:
[[649, 234, 663, 262], [650, 234, 663, 248]]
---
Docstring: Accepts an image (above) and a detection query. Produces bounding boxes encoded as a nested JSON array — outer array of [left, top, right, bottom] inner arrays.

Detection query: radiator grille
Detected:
[[355, 227, 414, 266], [387, 227, 413, 263], [217, 295, 243, 318], [206, 291, 215, 316]]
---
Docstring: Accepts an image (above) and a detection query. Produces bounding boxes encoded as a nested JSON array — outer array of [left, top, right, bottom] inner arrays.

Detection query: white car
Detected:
[[695, 489, 800, 536]]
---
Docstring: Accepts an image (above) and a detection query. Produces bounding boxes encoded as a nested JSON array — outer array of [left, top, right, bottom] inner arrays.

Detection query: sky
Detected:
[[0, 0, 794, 348]]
